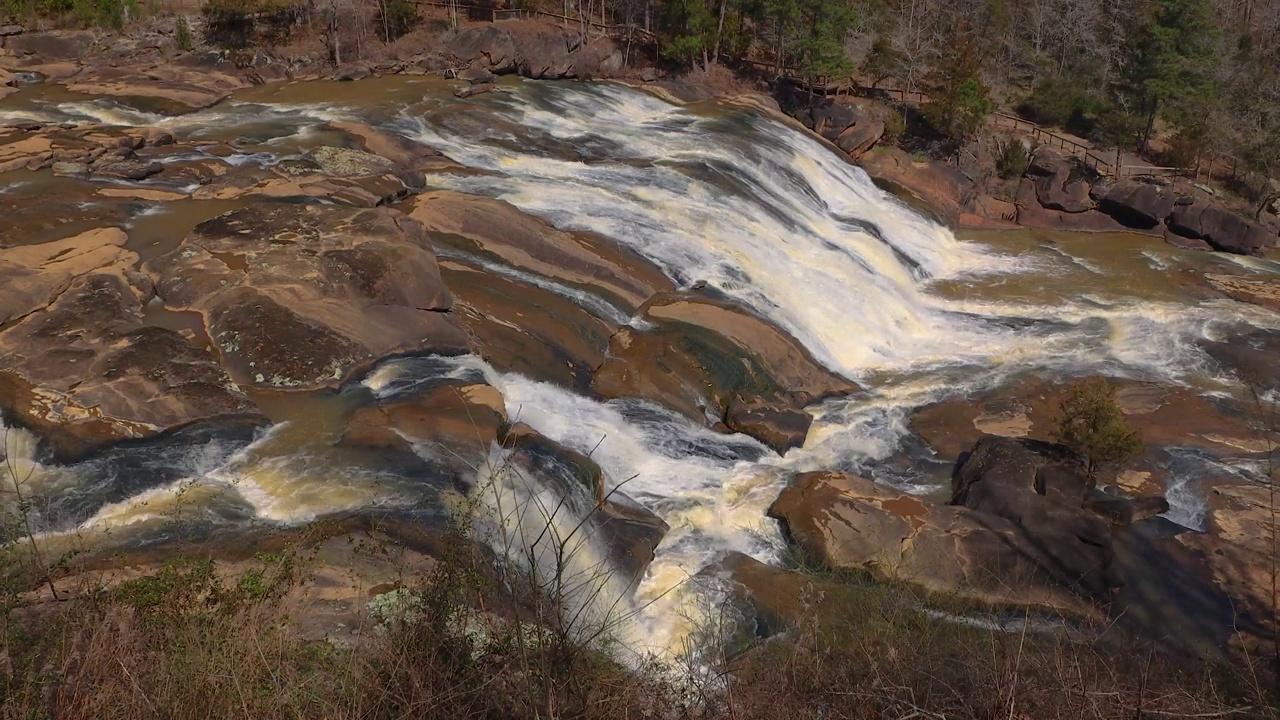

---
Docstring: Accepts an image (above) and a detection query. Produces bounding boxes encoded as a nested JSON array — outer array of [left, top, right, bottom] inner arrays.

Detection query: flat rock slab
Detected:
[[144, 204, 469, 390], [0, 268, 256, 461]]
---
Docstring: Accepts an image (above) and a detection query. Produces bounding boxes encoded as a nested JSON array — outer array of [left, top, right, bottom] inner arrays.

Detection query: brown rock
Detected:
[[404, 190, 672, 312], [857, 147, 971, 227], [592, 293, 857, 434], [1027, 146, 1097, 213], [143, 204, 469, 390], [725, 396, 812, 455], [1168, 198, 1273, 255], [768, 471, 1090, 611], [65, 65, 248, 112], [1204, 274, 1280, 313], [0, 270, 257, 461], [342, 381, 506, 465], [950, 435, 1118, 600]]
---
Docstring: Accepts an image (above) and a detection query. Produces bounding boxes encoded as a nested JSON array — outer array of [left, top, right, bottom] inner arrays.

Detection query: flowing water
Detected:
[[5, 78, 1280, 661]]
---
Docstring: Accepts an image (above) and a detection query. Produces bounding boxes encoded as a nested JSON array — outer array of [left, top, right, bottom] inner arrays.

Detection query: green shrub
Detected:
[[176, 14, 194, 51], [379, 0, 417, 41], [1053, 377, 1144, 478], [881, 108, 906, 144], [995, 136, 1031, 179]]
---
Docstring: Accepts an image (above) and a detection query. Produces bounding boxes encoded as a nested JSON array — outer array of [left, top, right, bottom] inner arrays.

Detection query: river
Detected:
[[3, 76, 1279, 661]]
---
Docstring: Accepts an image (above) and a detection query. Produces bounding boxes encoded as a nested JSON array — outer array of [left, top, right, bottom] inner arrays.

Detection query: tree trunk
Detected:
[[712, 0, 727, 63], [1140, 97, 1158, 155]]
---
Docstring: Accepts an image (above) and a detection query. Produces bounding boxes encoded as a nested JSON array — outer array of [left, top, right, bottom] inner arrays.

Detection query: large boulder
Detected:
[[1167, 198, 1273, 255], [768, 471, 1090, 610], [592, 293, 857, 444], [949, 435, 1118, 600], [1092, 179, 1177, 229], [1, 30, 94, 61], [724, 396, 812, 455], [857, 146, 972, 227], [1026, 146, 1097, 214], [446, 24, 518, 73], [143, 204, 469, 391], [63, 65, 250, 113], [0, 264, 258, 461]]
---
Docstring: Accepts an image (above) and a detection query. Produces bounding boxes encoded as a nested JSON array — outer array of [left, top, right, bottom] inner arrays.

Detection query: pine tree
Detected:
[[1053, 377, 1144, 479]]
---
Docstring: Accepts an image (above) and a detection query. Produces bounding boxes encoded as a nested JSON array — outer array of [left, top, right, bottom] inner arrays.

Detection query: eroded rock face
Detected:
[[768, 471, 1091, 611], [1092, 179, 1177, 229], [144, 204, 469, 390], [63, 65, 250, 113], [950, 435, 1117, 600], [1167, 199, 1273, 256], [1027, 147, 1097, 214], [0, 268, 257, 460], [592, 293, 857, 441], [405, 190, 671, 312]]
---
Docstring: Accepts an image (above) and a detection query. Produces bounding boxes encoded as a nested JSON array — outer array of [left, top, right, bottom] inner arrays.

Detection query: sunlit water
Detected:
[[5, 78, 1280, 662]]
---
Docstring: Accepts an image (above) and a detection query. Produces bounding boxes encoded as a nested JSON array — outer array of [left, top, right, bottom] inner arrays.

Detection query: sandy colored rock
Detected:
[[144, 204, 469, 390], [405, 190, 672, 311], [0, 227, 135, 325], [1205, 274, 1280, 313], [769, 471, 1090, 611]]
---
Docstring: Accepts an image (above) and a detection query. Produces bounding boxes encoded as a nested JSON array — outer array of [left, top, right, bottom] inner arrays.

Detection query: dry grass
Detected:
[[0, 530, 1276, 720]]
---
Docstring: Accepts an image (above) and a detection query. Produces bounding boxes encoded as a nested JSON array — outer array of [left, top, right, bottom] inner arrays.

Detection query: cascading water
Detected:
[[7, 78, 1280, 664]]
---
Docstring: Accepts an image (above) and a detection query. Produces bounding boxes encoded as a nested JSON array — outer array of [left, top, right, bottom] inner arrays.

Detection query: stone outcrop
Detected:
[[0, 236, 258, 459], [592, 292, 857, 449], [1166, 198, 1273, 255], [724, 396, 813, 455], [1026, 146, 1097, 213], [857, 147, 972, 227], [911, 376, 1264, 463], [0, 123, 176, 174], [949, 435, 1118, 600], [1091, 178, 1177, 229], [443, 21, 622, 81], [777, 83, 887, 160], [143, 204, 469, 390], [768, 470, 1092, 610]]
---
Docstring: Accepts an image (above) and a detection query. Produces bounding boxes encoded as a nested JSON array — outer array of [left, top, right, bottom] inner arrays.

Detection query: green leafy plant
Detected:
[[995, 137, 1031, 179], [176, 14, 194, 51], [1052, 377, 1144, 479]]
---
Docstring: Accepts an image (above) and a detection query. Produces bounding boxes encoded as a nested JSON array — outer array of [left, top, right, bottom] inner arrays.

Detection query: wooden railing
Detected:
[[991, 112, 1117, 175]]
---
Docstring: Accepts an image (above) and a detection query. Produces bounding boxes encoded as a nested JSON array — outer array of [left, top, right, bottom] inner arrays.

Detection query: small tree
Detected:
[[1053, 377, 1144, 479]]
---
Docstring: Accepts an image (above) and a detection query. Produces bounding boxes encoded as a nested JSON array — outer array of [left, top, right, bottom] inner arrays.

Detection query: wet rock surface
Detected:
[[144, 204, 469, 390], [0, 265, 256, 460]]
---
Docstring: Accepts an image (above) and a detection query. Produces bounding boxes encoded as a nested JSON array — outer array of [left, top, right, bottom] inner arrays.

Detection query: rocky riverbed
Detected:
[[2, 23, 1279, 662]]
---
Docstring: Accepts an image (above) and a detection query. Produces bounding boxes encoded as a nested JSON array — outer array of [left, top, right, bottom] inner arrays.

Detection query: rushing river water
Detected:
[[4, 77, 1280, 661]]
